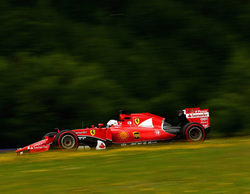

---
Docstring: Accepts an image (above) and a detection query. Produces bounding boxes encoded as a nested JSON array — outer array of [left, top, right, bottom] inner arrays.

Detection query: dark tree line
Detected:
[[0, 0, 249, 148]]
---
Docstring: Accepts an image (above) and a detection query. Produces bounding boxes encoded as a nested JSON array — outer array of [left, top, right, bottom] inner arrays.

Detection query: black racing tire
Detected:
[[54, 130, 79, 150], [42, 132, 58, 140], [183, 122, 206, 142]]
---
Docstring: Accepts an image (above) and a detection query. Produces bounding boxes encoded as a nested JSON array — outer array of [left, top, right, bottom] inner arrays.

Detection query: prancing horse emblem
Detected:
[[134, 118, 140, 125], [90, 129, 95, 136]]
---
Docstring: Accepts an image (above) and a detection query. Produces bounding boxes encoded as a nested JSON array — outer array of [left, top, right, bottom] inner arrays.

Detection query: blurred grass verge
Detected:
[[0, 136, 249, 193]]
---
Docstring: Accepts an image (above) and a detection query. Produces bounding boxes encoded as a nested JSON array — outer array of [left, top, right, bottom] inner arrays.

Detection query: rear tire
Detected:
[[183, 123, 206, 142], [54, 130, 79, 150]]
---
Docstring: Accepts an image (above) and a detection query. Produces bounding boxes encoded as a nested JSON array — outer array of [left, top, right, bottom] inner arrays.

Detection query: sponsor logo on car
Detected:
[[186, 112, 209, 118], [119, 131, 129, 140], [155, 130, 161, 135], [78, 136, 87, 140], [133, 131, 140, 139], [76, 131, 87, 135]]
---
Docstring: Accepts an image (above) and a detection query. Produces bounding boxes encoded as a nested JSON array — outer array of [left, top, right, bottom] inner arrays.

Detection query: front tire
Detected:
[[54, 130, 79, 150], [183, 123, 206, 142]]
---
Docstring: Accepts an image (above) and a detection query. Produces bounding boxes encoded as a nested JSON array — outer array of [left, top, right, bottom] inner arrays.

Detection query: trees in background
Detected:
[[0, 0, 249, 147]]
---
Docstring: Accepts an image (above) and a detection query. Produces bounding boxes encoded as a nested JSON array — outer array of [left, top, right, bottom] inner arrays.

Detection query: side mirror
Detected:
[[98, 123, 103, 128], [54, 128, 60, 133], [177, 110, 184, 117]]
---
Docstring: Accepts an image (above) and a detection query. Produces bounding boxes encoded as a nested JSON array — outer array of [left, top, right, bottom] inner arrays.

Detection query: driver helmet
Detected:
[[107, 119, 118, 127]]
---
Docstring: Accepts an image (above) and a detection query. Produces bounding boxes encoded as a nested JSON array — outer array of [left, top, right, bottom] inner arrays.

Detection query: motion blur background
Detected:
[[0, 0, 249, 148]]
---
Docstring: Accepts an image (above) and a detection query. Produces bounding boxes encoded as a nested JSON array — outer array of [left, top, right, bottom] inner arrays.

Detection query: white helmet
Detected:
[[107, 119, 118, 127]]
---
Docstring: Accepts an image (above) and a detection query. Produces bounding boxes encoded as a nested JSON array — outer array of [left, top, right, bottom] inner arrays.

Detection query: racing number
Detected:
[[90, 129, 95, 136]]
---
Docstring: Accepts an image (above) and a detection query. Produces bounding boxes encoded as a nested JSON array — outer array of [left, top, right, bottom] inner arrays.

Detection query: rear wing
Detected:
[[183, 107, 210, 128]]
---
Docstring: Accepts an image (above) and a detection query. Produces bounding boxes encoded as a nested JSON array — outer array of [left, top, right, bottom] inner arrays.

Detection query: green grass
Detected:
[[0, 137, 250, 193]]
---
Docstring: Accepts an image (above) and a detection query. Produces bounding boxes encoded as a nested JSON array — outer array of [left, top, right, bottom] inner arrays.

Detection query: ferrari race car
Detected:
[[16, 107, 210, 154]]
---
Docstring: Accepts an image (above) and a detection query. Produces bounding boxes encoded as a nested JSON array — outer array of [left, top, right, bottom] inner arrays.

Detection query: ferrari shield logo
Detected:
[[133, 131, 140, 139], [134, 118, 140, 125], [90, 129, 95, 136]]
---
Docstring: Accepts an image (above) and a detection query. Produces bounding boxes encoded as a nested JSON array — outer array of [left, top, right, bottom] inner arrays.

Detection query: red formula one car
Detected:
[[16, 107, 210, 154]]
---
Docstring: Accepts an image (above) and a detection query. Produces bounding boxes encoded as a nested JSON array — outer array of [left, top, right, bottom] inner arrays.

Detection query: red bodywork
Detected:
[[16, 107, 210, 154], [110, 113, 175, 144]]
